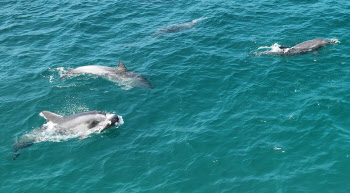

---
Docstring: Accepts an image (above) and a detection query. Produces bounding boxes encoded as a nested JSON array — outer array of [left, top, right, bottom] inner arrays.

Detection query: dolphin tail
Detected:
[[12, 153, 21, 160], [13, 141, 34, 152], [14, 134, 35, 153], [12, 141, 33, 159]]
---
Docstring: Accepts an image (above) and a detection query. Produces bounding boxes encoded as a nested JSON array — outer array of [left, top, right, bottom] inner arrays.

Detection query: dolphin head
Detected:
[[114, 61, 152, 89], [134, 74, 153, 89], [109, 114, 120, 126], [318, 39, 332, 46], [120, 71, 152, 89], [99, 114, 124, 133]]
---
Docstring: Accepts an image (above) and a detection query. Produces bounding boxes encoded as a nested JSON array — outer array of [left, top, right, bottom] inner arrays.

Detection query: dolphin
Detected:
[[257, 38, 337, 56], [62, 61, 152, 89], [154, 17, 207, 36], [13, 111, 123, 157]]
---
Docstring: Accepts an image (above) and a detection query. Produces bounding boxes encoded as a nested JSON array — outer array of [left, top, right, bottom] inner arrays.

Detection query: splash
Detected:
[[117, 115, 124, 125], [330, 38, 340, 44], [43, 67, 68, 83], [258, 43, 283, 52], [56, 67, 66, 77], [254, 43, 285, 56]]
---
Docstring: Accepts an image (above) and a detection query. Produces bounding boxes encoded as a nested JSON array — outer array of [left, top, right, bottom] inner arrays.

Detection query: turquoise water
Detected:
[[1, 0, 350, 192]]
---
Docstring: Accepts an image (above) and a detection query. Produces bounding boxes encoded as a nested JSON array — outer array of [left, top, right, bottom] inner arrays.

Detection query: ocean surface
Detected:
[[1, 0, 350, 192]]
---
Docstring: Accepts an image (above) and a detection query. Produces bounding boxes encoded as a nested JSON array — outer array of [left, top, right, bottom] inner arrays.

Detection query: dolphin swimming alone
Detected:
[[154, 17, 207, 36], [13, 111, 123, 158], [62, 61, 152, 89], [257, 38, 338, 56]]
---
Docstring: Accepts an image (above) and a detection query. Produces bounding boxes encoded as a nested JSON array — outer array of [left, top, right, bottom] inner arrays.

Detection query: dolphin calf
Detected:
[[13, 111, 123, 156], [154, 17, 207, 36], [62, 61, 152, 89], [257, 38, 338, 56]]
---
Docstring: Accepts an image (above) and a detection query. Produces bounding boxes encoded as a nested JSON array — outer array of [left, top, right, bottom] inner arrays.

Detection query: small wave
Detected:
[[55, 85, 77, 88], [257, 46, 272, 50], [121, 85, 133, 90]]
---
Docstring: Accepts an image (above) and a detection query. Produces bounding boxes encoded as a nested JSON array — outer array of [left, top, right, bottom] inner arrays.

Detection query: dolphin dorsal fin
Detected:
[[117, 61, 127, 71], [40, 111, 63, 123]]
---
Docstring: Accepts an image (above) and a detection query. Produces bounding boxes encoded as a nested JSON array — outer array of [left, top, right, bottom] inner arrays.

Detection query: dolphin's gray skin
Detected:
[[154, 17, 207, 36], [63, 61, 152, 89], [260, 39, 335, 56], [13, 111, 123, 157]]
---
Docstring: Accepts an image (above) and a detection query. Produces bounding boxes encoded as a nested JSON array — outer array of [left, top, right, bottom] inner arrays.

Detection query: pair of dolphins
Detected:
[[58, 17, 209, 89], [155, 17, 337, 56], [14, 17, 338, 158], [14, 62, 143, 157], [14, 61, 152, 158], [153, 17, 337, 56]]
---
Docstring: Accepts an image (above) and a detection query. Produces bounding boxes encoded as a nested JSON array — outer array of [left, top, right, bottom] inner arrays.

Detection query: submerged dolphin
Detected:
[[62, 61, 152, 89], [258, 38, 337, 56], [13, 111, 123, 156], [154, 17, 207, 36]]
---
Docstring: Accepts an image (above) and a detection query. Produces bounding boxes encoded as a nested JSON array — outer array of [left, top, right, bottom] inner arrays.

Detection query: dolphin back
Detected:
[[292, 39, 330, 50], [157, 17, 207, 34]]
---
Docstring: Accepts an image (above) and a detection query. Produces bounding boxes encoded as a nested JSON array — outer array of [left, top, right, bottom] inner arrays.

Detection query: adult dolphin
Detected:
[[13, 111, 123, 159], [258, 38, 338, 56], [154, 17, 207, 36], [62, 61, 152, 89]]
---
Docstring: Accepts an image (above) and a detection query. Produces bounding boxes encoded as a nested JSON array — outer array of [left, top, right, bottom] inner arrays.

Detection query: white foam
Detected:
[[257, 46, 271, 50]]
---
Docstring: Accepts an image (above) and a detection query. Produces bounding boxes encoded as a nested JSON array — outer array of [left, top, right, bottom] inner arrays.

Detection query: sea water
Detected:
[[1, 0, 350, 192]]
